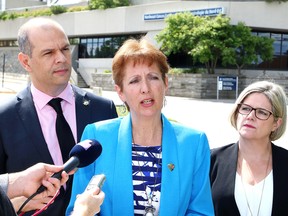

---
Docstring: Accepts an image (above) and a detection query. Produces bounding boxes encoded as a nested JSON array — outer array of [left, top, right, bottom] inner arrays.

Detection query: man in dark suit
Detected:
[[0, 17, 118, 215]]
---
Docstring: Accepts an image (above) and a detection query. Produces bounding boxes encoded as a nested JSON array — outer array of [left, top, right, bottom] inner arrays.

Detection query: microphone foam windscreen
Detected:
[[69, 139, 102, 167]]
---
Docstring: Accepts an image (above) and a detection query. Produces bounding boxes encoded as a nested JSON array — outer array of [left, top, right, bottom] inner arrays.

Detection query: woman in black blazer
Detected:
[[210, 80, 288, 216]]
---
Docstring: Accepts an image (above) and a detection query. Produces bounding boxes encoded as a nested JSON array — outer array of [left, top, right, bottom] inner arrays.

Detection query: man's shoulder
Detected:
[[72, 85, 113, 103]]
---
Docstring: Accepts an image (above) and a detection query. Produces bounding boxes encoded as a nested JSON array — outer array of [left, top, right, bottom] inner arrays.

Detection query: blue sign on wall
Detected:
[[217, 76, 238, 100], [144, 7, 225, 21], [218, 76, 237, 91]]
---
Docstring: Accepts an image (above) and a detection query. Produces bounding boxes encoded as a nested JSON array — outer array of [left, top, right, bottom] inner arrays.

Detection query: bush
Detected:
[[30, 9, 52, 17], [0, 1, 129, 21], [169, 68, 206, 74], [0, 11, 9, 20], [103, 69, 112, 74], [68, 6, 89, 12], [50, 5, 67, 15]]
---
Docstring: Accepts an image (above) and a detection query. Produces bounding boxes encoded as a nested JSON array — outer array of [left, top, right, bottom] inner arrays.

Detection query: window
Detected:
[[78, 34, 145, 58]]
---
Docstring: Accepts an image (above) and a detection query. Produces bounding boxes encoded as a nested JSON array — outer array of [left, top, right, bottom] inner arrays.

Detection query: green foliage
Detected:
[[88, 0, 129, 10], [89, 0, 112, 9], [30, 9, 52, 17], [156, 13, 232, 74], [0, 11, 25, 20], [156, 12, 274, 75], [68, 6, 89, 12], [7, 12, 18, 20], [190, 15, 232, 74], [169, 68, 205, 74], [0, 1, 128, 21], [0, 11, 9, 20], [113, 0, 130, 7], [103, 69, 112, 73], [50, 5, 67, 15], [156, 12, 201, 55], [221, 22, 273, 74]]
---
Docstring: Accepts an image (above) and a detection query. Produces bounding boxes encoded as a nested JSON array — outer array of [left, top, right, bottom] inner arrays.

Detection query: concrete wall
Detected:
[[0, 47, 25, 74], [91, 72, 288, 99], [3, 0, 45, 10]]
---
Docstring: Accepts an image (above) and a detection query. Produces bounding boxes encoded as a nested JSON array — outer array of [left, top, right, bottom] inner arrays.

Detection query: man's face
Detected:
[[22, 25, 72, 94]]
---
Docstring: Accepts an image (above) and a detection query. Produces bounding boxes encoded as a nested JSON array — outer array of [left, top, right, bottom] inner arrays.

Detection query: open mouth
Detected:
[[142, 99, 153, 104]]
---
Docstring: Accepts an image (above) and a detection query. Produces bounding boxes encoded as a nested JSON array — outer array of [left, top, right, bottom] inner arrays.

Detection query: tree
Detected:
[[189, 15, 232, 74], [156, 13, 232, 74], [155, 12, 201, 55], [156, 12, 274, 74], [221, 22, 274, 74]]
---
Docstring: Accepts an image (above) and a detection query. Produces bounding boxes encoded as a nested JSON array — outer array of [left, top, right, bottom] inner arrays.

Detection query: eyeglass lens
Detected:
[[238, 104, 272, 120]]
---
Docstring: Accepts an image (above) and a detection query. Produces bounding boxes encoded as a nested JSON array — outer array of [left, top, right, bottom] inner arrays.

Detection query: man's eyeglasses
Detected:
[[237, 103, 273, 120]]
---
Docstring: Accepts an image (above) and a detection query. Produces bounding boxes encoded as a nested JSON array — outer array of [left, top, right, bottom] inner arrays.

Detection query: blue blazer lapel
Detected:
[[16, 87, 53, 163], [159, 115, 180, 215], [112, 114, 134, 215]]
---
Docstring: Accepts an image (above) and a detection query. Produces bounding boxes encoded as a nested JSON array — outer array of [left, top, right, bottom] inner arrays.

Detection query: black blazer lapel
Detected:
[[210, 143, 240, 216], [16, 87, 53, 163], [271, 144, 288, 215], [73, 86, 91, 142]]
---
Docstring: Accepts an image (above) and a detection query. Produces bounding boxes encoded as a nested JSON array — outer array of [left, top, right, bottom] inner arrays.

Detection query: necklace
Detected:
[[239, 153, 271, 216], [133, 144, 162, 216]]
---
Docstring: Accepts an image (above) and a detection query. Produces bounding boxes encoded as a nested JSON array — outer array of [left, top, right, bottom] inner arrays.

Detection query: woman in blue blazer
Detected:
[[67, 38, 214, 215]]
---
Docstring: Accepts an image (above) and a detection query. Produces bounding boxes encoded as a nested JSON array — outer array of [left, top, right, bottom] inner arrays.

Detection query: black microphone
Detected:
[[36, 139, 102, 194]]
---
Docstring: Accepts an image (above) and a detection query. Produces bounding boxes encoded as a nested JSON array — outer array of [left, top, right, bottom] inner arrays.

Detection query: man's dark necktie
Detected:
[[48, 98, 75, 163]]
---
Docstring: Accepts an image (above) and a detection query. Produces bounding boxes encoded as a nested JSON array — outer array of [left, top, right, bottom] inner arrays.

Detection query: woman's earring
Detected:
[[163, 96, 167, 107], [117, 102, 128, 116]]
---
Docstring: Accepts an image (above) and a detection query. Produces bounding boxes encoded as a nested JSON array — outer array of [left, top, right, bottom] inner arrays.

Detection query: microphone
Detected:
[[37, 139, 102, 194]]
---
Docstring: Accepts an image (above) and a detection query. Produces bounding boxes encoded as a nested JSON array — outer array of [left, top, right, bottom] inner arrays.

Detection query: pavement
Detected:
[[1, 80, 288, 150]]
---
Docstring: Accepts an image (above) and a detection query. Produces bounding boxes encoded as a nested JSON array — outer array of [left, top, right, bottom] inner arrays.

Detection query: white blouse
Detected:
[[235, 171, 273, 216]]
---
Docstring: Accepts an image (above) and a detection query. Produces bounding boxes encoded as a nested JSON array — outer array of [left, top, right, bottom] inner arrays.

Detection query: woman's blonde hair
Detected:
[[230, 80, 287, 141]]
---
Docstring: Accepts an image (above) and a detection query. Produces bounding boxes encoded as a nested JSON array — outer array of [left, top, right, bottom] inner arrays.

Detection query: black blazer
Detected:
[[210, 142, 288, 216], [0, 187, 17, 216], [0, 85, 118, 216]]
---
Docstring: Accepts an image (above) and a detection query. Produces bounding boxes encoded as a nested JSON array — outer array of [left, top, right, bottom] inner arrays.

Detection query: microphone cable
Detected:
[[17, 188, 60, 215]]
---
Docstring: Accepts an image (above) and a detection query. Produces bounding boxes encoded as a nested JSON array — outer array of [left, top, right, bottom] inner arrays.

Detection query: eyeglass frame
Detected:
[[237, 103, 274, 120]]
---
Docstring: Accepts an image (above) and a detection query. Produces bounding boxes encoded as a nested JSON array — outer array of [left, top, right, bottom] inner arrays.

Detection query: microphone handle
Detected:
[[36, 156, 80, 194]]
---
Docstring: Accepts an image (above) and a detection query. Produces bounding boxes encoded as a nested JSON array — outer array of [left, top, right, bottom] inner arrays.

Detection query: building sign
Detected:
[[217, 76, 237, 91], [144, 7, 225, 21], [217, 76, 238, 100]]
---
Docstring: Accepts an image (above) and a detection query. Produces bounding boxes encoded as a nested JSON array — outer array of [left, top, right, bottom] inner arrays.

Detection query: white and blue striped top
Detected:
[[132, 144, 162, 216]]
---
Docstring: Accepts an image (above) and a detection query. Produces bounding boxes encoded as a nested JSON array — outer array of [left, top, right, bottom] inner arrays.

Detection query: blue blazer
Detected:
[[67, 114, 214, 216], [0, 85, 118, 216]]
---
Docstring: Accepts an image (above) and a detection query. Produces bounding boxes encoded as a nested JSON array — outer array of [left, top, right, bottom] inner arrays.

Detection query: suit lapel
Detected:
[[158, 115, 180, 215], [222, 143, 239, 195], [216, 143, 240, 214], [73, 86, 90, 142], [16, 87, 53, 163], [113, 114, 134, 215]]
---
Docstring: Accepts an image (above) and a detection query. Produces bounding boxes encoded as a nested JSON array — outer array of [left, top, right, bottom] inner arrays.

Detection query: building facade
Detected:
[[0, 0, 287, 87]]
